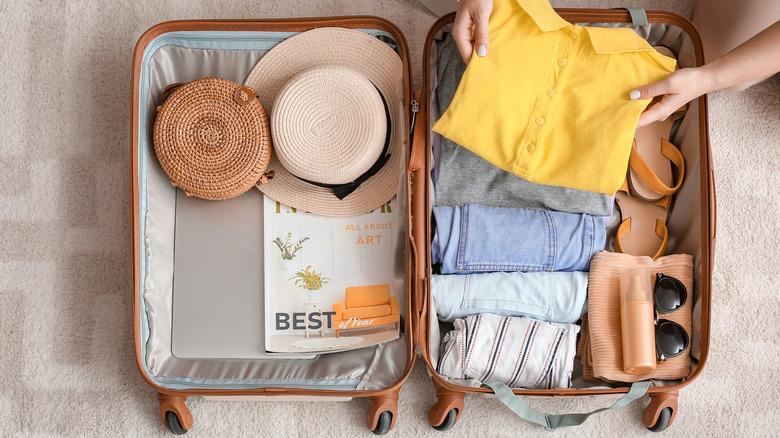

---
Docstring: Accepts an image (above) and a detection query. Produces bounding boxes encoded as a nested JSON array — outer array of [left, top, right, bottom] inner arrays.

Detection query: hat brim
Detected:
[[244, 27, 403, 217]]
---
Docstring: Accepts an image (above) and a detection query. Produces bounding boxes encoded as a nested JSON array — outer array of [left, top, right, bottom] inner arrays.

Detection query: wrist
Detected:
[[694, 63, 719, 95]]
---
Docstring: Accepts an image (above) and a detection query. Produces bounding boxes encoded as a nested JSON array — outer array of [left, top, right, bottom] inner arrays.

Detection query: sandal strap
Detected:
[[614, 217, 669, 259], [671, 104, 688, 121], [628, 138, 685, 197]]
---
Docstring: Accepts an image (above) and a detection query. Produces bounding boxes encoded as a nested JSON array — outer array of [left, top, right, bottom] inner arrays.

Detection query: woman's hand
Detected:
[[631, 68, 712, 127], [452, 0, 494, 64], [633, 20, 780, 127]]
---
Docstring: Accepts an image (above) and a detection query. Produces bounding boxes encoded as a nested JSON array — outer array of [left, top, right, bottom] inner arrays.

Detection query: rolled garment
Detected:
[[437, 313, 578, 389], [431, 204, 605, 274], [433, 33, 614, 218], [431, 271, 587, 324]]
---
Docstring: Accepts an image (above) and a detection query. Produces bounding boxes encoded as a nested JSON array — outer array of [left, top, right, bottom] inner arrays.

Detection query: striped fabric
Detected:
[[437, 313, 579, 389]]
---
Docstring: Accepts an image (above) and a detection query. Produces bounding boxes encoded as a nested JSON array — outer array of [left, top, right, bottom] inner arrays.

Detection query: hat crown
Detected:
[[271, 65, 387, 185], [244, 27, 404, 216]]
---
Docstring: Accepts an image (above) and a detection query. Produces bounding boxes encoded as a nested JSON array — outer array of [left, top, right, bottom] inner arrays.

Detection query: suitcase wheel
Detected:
[[431, 408, 458, 432], [427, 381, 464, 432], [371, 411, 393, 435], [158, 393, 192, 435], [647, 407, 672, 433], [165, 411, 188, 435], [366, 393, 398, 434], [642, 390, 678, 432]]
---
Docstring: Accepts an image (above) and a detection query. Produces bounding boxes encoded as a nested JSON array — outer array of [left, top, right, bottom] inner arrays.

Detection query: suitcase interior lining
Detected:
[[136, 30, 410, 391], [426, 20, 706, 389]]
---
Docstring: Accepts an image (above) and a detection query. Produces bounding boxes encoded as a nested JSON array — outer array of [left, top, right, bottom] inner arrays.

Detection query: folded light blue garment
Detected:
[[431, 204, 606, 274], [431, 271, 587, 324]]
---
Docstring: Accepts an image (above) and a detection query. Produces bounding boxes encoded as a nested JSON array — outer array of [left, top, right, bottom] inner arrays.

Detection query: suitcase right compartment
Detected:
[[411, 8, 715, 432]]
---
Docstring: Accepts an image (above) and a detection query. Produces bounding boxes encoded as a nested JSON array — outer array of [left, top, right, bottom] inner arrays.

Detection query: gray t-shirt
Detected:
[[434, 33, 614, 217]]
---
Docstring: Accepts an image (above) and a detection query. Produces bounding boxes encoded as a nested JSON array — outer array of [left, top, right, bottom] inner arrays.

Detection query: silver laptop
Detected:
[[171, 189, 314, 359]]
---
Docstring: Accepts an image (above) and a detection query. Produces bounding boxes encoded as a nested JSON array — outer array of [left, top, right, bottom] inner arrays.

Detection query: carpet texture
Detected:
[[1, 0, 778, 436]]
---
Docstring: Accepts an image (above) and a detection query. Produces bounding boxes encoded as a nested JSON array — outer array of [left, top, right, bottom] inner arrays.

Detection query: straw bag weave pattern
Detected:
[[153, 77, 271, 200]]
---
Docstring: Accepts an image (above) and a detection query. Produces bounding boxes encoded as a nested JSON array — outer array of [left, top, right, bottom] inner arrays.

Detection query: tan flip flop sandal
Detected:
[[614, 184, 672, 258], [614, 46, 685, 258], [627, 112, 685, 202]]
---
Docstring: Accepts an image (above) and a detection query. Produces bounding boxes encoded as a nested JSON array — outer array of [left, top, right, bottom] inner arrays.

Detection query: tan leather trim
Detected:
[[415, 9, 714, 397], [409, 89, 426, 173], [132, 16, 415, 398], [416, 12, 454, 364], [408, 89, 427, 352], [407, 91, 421, 349]]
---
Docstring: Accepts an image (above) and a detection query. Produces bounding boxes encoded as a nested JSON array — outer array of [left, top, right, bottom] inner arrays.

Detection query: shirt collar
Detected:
[[515, 0, 658, 54], [516, 0, 569, 32]]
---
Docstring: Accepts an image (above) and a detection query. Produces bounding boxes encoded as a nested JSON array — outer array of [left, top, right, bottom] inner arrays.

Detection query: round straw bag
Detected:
[[153, 77, 272, 200]]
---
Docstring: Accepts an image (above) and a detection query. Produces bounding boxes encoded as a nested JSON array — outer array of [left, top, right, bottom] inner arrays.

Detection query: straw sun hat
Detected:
[[244, 27, 403, 217]]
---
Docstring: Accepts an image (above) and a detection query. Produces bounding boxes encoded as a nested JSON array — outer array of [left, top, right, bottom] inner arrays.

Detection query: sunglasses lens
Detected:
[[656, 320, 689, 359], [655, 276, 686, 313]]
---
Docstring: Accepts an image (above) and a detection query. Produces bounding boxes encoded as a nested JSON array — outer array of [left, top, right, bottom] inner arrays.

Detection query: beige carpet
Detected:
[[2, 0, 778, 436]]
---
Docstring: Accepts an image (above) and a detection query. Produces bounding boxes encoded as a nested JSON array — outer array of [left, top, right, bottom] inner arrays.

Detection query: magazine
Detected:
[[263, 195, 401, 354]]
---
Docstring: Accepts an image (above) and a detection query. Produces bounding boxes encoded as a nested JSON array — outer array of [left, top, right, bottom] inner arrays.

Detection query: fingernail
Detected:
[[477, 45, 487, 57], [629, 89, 641, 100]]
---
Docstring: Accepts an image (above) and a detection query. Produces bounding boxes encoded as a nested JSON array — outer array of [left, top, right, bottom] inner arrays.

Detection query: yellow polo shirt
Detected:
[[432, 0, 676, 195]]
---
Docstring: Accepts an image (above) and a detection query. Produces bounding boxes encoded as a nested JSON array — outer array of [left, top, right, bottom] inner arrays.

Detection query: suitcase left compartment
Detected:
[[131, 18, 416, 435]]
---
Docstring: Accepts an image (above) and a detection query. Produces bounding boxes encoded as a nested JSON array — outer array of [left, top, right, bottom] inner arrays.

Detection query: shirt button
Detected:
[[535, 117, 545, 125], [527, 143, 537, 152], [569, 31, 578, 40], [546, 88, 556, 97], [558, 58, 567, 67]]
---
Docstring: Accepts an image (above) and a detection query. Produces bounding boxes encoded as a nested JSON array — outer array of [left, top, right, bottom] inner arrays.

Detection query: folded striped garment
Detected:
[[437, 313, 579, 389]]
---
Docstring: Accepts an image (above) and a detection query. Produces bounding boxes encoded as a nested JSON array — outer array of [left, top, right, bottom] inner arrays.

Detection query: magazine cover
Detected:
[[263, 195, 401, 354]]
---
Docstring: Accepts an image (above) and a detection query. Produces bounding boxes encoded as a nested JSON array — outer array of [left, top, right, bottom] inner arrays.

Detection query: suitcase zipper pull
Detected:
[[410, 99, 420, 135]]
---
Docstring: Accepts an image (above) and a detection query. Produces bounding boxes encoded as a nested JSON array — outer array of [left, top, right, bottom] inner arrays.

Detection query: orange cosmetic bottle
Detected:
[[619, 267, 656, 374]]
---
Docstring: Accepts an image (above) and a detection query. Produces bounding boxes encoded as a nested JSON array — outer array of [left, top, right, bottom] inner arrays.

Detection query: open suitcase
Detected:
[[131, 6, 715, 436], [409, 8, 716, 433], [131, 17, 421, 435]]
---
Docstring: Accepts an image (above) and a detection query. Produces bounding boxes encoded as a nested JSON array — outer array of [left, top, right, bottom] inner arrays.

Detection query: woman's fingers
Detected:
[[472, 6, 490, 57], [637, 95, 683, 127], [452, 0, 493, 64], [632, 69, 701, 127], [631, 75, 673, 101], [452, 14, 475, 64]]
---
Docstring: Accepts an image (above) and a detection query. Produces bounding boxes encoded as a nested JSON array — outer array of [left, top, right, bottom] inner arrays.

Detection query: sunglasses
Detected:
[[653, 273, 690, 361]]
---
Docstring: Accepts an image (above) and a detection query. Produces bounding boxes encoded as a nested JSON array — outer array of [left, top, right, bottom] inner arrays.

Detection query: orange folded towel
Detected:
[[582, 251, 693, 382]]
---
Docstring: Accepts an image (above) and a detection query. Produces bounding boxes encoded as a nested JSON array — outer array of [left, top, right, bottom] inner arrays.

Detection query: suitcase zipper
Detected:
[[153, 379, 359, 391], [146, 29, 399, 53], [410, 99, 420, 136]]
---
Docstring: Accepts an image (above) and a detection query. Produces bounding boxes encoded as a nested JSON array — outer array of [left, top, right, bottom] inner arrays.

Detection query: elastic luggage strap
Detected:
[[487, 381, 651, 431], [623, 8, 649, 27]]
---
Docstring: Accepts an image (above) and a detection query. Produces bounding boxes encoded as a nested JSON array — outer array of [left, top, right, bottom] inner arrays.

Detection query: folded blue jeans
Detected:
[[431, 271, 587, 324], [431, 204, 605, 274]]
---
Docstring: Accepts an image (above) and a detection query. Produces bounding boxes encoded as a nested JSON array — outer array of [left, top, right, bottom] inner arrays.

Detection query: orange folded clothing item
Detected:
[[581, 251, 693, 382]]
